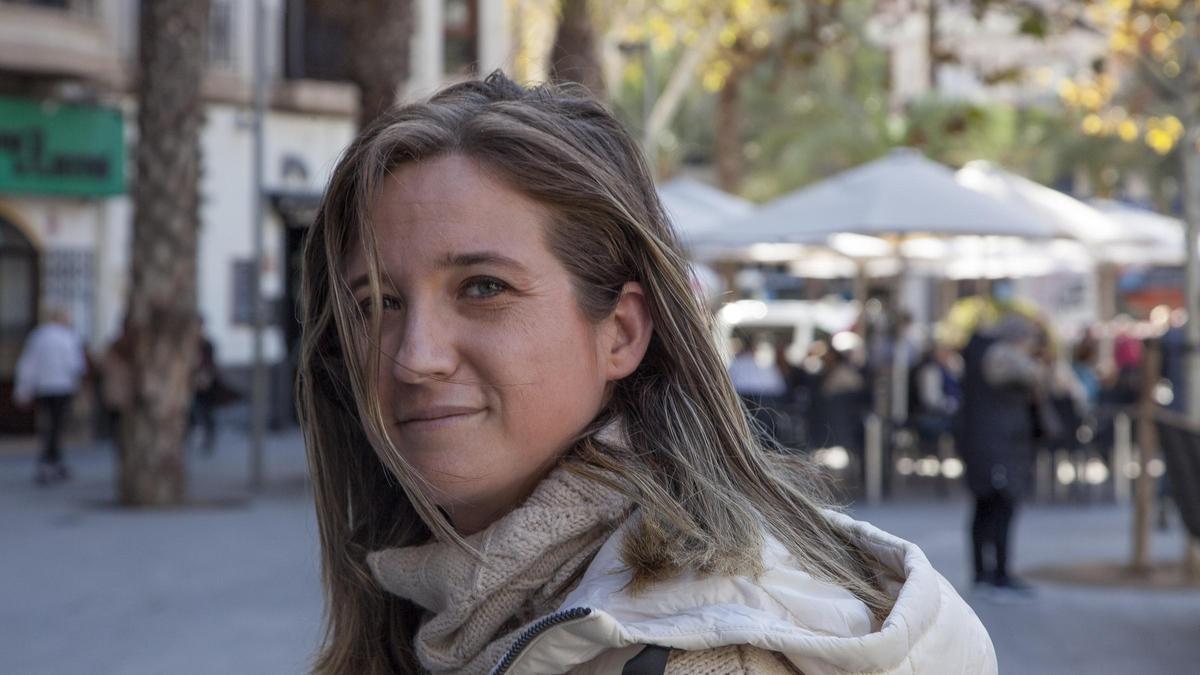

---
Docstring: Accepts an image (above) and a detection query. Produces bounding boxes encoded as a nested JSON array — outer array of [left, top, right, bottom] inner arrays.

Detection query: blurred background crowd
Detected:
[[1, 0, 1199, 672], [0, 0, 1195, 498]]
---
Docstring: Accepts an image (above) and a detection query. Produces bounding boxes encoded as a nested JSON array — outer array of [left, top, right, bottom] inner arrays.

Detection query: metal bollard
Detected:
[[1036, 450, 1053, 503], [1053, 448, 1070, 502], [1113, 412, 1132, 505], [865, 414, 883, 505]]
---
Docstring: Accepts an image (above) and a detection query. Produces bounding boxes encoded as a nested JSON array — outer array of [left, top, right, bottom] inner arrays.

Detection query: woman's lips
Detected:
[[397, 406, 485, 431]]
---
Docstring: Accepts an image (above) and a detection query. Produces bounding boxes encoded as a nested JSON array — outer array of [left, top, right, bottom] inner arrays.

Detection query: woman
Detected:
[[960, 314, 1043, 596], [297, 72, 995, 674], [100, 316, 135, 447]]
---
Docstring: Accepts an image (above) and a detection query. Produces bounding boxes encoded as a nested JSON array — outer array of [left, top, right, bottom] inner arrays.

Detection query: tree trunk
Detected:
[[1182, 123, 1200, 424], [926, 0, 939, 91], [345, 0, 415, 129], [1131, 339, 1163, 573], [642, 13, 723, 156], [121, 0, 210, 506], [549, 0, 606, 98], [715, 66, 745, 193]]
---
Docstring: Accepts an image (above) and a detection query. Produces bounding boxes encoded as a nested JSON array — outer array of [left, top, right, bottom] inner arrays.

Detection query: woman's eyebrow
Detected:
[[347, 252, 529, 293], [439, 251, 529, 273]]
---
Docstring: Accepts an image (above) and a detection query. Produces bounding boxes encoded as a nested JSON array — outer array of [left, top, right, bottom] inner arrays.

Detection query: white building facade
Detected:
[[868, 2, 1107, 109], [0, 0, 517, 431]]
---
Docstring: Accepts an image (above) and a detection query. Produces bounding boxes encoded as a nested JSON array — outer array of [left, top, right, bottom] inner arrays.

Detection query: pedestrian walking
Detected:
[[908, 341, 962, 456], [957, 313, 1044, 599], [14, 308, 87, 485], [1161, 308, 1190, 413], [188, 325, 219, 454], [294, 72, 995, 674], [772, 337, 809, 445], [812, 343, 868, 453], [727, 332, 787, 398], [99, 316, 135, 448], [728, 331, 787, 439]]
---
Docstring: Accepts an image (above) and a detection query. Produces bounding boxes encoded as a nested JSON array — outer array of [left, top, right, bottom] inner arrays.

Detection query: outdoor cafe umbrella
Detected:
[[1089, 199, 1190, 266], [658, 176, 754, 246], [955, 161, 1132, 319], [956, 160, 1127, 254], [693, 148, 1063, 424], [692, 147, 1066, 326], [696, 147, 1058, 248], [657, 177, 754, 306]]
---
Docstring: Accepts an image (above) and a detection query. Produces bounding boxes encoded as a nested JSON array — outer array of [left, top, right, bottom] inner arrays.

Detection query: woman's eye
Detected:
[[463, 277, 510, 300], [357, 296, 402, 314]]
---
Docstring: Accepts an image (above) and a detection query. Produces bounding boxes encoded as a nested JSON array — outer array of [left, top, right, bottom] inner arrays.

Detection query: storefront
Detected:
[[0, 95, 125, 432]]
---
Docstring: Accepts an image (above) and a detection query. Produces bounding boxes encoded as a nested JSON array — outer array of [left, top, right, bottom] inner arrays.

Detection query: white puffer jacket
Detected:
[[491, 511, 997, 675]]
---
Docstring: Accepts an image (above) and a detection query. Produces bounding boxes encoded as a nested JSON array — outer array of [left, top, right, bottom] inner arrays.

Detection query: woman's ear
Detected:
[[602, 282, 653, 381]]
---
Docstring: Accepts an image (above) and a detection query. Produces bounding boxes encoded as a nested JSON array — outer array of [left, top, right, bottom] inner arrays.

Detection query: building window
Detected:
[[0, 217, 38, 433], [207, 0, 235, 69], [2, 0, 97, 17], [445, 0, 478, 75], [283, 0, 351, 82], [0, 218, 37, 377], [40, 248, 92, 340], [231, 259, 259, 326]]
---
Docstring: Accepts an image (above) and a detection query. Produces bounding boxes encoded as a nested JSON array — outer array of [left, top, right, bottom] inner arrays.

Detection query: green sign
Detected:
[[0, 96, 125, 197]]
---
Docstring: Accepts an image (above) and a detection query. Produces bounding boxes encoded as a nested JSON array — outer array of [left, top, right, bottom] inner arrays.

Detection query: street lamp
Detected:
[[249, 0, 268, 491]]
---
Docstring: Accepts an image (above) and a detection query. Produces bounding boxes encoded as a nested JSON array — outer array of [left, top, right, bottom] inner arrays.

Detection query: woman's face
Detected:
[[344, 155, 646, 534]]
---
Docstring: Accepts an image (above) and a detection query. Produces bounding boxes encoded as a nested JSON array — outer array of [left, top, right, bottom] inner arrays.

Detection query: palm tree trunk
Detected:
[[715, 66, 746, 193], [549, 0, 606, 98], [345, 0, 414, 129], [926, 0, 939, 91], [121, 0, 209, 506]]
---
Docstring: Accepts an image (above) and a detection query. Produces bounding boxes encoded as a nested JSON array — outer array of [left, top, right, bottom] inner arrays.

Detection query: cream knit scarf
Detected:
[[366, 464, 631, 674]]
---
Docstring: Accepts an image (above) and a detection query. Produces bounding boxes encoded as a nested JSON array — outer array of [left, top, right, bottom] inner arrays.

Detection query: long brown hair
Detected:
[[297, 71, 893, 674]]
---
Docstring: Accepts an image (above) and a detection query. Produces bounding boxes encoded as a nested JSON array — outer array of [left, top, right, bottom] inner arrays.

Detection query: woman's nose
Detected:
[[390, 305, 458, 384]]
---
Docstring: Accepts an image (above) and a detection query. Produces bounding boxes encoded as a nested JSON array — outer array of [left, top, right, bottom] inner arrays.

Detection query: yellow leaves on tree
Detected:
[[1058, 0, 1198, 155], [613, 0, 782, 93]]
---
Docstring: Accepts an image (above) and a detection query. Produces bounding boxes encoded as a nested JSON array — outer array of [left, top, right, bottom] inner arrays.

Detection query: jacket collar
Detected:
[[494, 511, 996, 675]]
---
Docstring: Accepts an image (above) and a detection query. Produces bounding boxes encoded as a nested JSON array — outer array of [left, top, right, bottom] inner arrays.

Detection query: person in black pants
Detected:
[[14, 309, 87, 485], [189, 330, 219, 454], [970, 488, 1017, 590], [35, 394, 73, 482], [956, 314, 1043, 598]]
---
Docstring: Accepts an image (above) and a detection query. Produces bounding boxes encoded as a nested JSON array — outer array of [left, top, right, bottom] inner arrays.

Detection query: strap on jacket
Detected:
[[621, 645, 670, 675]]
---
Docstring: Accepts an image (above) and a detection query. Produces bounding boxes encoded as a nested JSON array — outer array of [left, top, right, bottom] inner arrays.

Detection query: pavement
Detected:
[[2, 427, 1198, 675], [849, 502, 1200, 674]]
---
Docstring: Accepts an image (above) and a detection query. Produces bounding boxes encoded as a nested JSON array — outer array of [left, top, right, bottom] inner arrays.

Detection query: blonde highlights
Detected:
[[297, 72, 893, 674]]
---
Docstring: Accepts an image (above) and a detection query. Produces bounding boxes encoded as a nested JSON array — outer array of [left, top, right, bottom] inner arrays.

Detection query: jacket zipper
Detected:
[[491, 606, 594, 675]]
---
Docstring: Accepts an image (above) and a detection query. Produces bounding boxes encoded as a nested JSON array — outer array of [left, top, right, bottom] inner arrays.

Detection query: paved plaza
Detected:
[[2, 428, 1198, 674]]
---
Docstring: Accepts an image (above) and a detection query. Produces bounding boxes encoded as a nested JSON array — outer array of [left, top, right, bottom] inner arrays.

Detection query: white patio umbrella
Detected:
[[656, 178, 756, 306], [696, 149, 1067, 424], [658, 178, 905, 291], [658, 176, 754, 245], [689, 149, 1070, 315], [956, 161, 1127, 254], [1089, 199, 1190, 266], [900, 235, 1094, 279], [698, 148, 1058, 247]]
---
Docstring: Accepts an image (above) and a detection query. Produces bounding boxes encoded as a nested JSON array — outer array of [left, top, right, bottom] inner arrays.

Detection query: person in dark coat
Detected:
[[956, 314, 1042, 596], [811, 345, 868, 455], [189, 323, 220, 454], [909, 342, 962, 456], [1161, 308, 1189, 414]]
